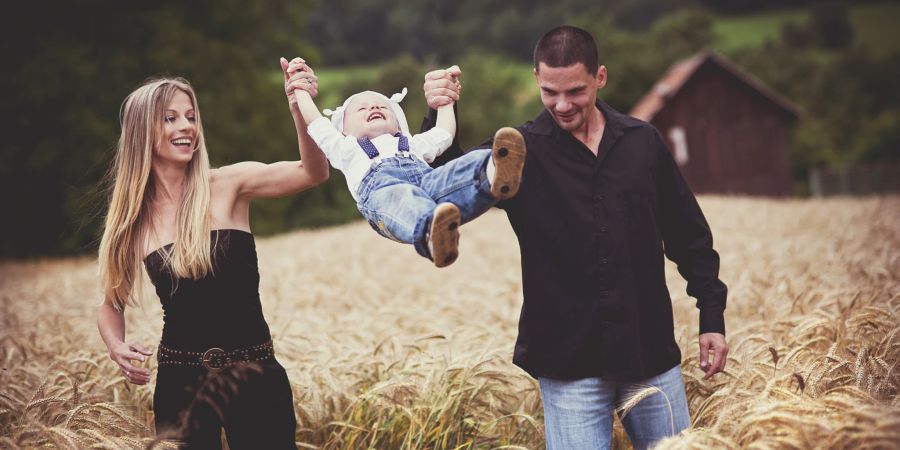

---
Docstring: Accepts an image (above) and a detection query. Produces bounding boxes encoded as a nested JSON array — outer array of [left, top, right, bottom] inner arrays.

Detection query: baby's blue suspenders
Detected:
[[357, 133, 409, 159]]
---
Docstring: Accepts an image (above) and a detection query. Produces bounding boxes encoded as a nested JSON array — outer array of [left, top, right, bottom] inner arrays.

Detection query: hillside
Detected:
[[714, 1, 900, 55]]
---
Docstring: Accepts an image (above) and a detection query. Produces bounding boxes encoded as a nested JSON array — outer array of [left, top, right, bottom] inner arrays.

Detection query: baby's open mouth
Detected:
[[367, 112, 386, 122]]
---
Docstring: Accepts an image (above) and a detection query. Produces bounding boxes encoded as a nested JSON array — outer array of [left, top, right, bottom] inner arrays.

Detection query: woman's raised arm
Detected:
[[218, 57, 330, 200]]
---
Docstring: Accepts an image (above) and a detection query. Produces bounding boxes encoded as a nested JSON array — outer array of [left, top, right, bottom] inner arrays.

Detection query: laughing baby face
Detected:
[[342, 92, 401, 140]]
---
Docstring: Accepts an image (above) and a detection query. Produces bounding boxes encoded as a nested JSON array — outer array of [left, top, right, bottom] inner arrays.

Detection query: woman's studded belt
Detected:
[[157, 341, 275, 372]]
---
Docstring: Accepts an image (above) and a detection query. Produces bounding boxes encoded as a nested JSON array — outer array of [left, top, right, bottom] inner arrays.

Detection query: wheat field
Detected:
[[1, 196, 899, 449]]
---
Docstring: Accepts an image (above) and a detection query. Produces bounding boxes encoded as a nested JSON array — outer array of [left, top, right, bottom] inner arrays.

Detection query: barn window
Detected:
[[669, 126, 689, 166]]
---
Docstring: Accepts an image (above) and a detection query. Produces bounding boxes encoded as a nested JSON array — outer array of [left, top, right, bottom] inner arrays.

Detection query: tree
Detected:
[[810, 0, 854, 49], [0, 0, 316, 257]]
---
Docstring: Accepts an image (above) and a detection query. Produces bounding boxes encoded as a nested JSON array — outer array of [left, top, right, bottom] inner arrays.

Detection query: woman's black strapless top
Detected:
[[143, 229, 272, 351]]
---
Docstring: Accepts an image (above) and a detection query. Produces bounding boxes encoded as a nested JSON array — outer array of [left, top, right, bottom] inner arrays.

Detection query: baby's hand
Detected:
[[424, 65, 461, 109], [281, 57, 319, 108]]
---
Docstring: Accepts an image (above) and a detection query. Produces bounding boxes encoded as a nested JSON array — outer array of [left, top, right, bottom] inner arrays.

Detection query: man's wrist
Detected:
[[699, 307, 726, 336]]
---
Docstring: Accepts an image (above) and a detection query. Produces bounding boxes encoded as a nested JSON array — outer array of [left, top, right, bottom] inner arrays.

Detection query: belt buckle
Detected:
[[201, 347, 227, 372]]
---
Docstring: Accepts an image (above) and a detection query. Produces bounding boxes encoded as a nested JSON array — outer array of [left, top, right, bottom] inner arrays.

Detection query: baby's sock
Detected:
[[486, 156, 496, 187]]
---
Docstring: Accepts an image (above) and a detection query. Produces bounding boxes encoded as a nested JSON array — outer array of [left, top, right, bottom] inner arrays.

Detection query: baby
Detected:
[[290, 61, 525, 267]]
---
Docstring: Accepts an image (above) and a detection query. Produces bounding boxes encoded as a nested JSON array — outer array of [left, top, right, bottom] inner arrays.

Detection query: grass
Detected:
[[714, 1, 900, 56], [848, 1, 900, 57], [2, 196, 899, 448], [713, 9, 808, 52]]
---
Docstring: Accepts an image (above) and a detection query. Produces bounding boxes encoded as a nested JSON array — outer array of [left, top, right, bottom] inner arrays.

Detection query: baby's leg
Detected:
[[429, 203, 461, 267], [359, 182, 459, 265], [419, 148, 492, 223], [420, 127, 525, 223], [359, 182, 435, 246]]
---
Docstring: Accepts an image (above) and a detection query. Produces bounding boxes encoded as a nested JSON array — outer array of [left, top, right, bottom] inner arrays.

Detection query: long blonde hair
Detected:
[[98, 78, 214, 310]]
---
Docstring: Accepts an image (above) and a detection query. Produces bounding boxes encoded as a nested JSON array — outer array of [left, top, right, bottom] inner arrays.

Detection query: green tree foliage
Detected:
[[731, 40, 900, 175], [778, 0, 856, 50], [574, 10, 718, 111], [857, 109, 900, 163], [454, 52, 543, 147], [697, 0, 817, 15], [5, 0, 897, 257], [602, 0, 697, 31], [0, 0, 329, 257], [307, 0, 605, 64], [810, 0, 854, 48], [306, 0, 440, 64]]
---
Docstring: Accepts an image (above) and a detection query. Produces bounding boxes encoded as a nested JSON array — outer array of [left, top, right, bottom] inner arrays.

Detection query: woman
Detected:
[[96, 57, 328, 449]]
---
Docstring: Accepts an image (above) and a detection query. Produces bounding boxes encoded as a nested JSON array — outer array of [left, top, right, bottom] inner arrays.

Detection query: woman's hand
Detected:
[[108, 341, 153, 385], [281, 57, 319, 110], [424, 65, 462, 109]]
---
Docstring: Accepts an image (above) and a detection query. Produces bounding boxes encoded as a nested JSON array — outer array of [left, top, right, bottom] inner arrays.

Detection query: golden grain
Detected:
[[1, 196, 898, 448]]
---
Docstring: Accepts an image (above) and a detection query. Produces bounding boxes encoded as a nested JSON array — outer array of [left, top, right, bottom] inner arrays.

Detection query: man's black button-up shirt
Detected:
[[429, 101, 727, 381]]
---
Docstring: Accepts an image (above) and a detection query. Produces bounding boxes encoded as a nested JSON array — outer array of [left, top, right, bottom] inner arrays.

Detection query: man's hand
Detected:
[[424, 65, 461, 109], [699, 332, 728, 380]]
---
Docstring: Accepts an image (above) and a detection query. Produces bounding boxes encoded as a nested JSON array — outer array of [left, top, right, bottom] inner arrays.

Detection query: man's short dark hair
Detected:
[[533, 26, 599, 74]]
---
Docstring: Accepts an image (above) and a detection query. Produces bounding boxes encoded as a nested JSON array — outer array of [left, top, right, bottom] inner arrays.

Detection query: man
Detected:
[[423, 26, 728, 450]]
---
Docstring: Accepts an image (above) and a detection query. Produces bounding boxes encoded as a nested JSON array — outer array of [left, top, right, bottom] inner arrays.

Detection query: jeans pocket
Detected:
[[356, 162, 385, 203]]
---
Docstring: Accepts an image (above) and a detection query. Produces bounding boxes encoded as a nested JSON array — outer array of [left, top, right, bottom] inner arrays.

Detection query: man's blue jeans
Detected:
[[356, 148, 495, 258], [538, 364, 691, 450]]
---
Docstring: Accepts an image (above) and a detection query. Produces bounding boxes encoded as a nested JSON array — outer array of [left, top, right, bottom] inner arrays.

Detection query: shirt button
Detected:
[[599, 226, 609, 233], [594, 194, 605, 202], [599, 290, 609, 298], [600, 258, 608, 265]]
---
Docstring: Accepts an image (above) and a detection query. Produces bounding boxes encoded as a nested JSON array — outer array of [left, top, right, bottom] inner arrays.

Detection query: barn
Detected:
[[630, 50, 800, 196]]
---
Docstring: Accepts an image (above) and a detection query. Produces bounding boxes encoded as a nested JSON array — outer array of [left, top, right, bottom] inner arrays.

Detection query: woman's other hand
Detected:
[[109, 341, 153, 385]]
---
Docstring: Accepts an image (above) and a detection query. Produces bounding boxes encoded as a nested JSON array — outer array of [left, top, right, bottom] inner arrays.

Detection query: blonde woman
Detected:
[[96, 58, 328, 449]]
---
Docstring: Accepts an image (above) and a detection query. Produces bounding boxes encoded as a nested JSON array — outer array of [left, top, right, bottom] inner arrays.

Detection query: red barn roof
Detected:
[[630, 50, 800, 122]]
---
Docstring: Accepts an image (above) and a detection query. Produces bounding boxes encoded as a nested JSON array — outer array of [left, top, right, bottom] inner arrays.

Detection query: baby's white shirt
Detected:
[[307, 117, 453, 202]]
